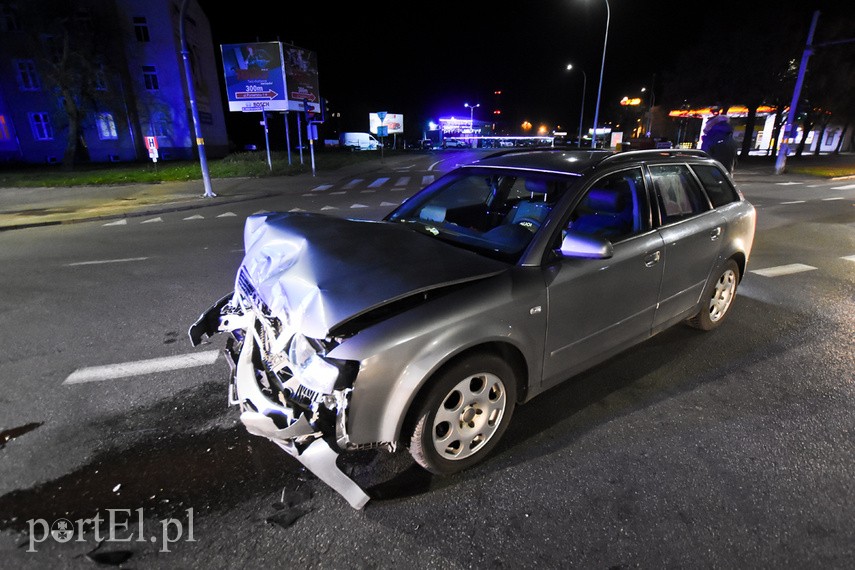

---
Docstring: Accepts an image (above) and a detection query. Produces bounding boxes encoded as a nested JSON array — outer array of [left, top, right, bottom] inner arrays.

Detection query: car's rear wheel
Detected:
[[688, 259, 740, 330], [409, 353, 516, 475]]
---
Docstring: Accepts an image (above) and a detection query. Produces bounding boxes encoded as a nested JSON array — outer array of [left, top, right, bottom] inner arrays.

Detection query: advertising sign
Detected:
[[283, 44, 321, 113], [369, 113, 403, 134], [221, 42, 289, 112]]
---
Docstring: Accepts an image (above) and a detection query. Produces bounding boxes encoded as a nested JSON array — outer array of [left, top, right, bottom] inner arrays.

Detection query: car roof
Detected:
[[464, 147, 715, 176]]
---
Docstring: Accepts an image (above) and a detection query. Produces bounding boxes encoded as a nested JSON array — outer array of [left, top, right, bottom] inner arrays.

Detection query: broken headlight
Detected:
[[288, 334, 341, 395]]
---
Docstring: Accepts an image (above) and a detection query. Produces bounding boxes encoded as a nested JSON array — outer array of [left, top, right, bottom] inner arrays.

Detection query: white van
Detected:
[[339, 132, 382, 151]]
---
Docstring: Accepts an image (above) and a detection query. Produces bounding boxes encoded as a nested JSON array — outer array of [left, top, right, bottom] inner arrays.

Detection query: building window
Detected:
[[96, 113, 117, 140], [29, 113, 53, 140], [151, 112, 169, 137], [142, 65, 158, 90], [0, 115, 11, 141], [0, 3, 19, 32], [133, 16, 150, 42], [15, 59, 41, 91]]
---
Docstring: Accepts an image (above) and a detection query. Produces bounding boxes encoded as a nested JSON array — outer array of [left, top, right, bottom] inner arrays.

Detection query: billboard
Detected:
[[369, 113, 403, 135], [221, 42, 321, 113]]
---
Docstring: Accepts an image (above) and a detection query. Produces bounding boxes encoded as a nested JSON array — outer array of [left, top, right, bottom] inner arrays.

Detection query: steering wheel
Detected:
[[515, 217, 542, 232]]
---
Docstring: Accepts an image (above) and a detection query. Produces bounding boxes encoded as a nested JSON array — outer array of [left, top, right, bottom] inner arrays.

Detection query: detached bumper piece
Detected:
[[228, 323, 370, 510]]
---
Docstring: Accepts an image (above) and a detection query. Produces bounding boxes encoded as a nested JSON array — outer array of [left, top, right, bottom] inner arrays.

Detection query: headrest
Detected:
[[525, 178, 550, 195], [585, 188, 623, 213]]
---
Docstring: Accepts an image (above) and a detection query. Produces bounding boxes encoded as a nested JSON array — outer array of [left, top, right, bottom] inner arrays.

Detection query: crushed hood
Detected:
[[238, 212, 507, 338]]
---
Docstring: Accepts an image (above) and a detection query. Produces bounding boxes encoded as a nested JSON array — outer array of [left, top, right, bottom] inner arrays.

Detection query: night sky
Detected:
[[204, 0, 854, 143]]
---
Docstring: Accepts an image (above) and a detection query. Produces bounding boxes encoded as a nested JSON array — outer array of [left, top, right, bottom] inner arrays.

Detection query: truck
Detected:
[[339, 132, 382, 151]]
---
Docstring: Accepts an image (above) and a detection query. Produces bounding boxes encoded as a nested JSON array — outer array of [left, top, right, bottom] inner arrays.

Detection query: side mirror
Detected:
[[559, 231, 614, 259]]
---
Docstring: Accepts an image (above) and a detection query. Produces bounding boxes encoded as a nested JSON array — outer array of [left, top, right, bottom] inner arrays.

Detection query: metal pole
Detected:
[[284, 112, 292, 166], [179, 0, 214, 197], [775, 10, 819, 175], [262, 109, 272, 171], [578, 71, 586, 146], [591, 0, 610, 149], [297, 113, 304, 164]]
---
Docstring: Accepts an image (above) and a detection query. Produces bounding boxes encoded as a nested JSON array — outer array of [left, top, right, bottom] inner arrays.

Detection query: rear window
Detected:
[[691, 164, 740, 207]]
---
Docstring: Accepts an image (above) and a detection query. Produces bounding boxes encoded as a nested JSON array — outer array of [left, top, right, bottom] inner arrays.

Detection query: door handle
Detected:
[[710, 227, 722, 240], [644, 251, 661, 267]]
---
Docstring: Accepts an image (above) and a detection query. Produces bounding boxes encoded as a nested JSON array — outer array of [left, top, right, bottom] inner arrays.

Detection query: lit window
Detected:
[[0, 115, 11, 141], [29, 112, 53, 140], [133, 16, 149, 42], [142, 65, 158, 90], [16, 59, 40, 91], [96, 113, 117, 140]]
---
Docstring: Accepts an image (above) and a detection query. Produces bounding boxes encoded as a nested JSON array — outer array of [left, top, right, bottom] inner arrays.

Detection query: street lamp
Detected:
[[566, 64, 586, 147], [464, 102, 480, 135], [590, 0, 610, 149]]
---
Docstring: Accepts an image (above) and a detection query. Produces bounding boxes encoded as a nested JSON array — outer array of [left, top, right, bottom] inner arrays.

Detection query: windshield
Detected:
[[386, 168, 574, 263]]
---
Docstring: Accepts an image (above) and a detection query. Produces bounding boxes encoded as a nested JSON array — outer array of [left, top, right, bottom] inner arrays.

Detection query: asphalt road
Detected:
[[0, 153, 853, 568]]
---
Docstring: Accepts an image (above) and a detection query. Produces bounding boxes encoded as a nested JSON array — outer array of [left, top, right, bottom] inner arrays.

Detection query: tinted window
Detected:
[[691, 164, 740, 207], [565, 168, 649, 243], [649, 164, 711, 225]]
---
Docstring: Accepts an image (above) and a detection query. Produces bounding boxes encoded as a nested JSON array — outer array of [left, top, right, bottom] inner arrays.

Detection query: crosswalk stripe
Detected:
[[217, 212, 237, 218], [184, 215, 204, 220], [141, 217, 162, 224], [395, 176, 410, 186], [381, 201, 399, 207], [368, 177, 390, 188], [422, 175, 435, 185], [312, 184, 333, 191], [750, 263, 817, 277], [343, 179, 363, 189], [321, 206, 338, 210], [351, 204, 368, 208]]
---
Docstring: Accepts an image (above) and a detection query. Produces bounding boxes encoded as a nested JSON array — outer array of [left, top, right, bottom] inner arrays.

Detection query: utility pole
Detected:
[[179, 0, 215, 196], [775, 10, 819, 175]]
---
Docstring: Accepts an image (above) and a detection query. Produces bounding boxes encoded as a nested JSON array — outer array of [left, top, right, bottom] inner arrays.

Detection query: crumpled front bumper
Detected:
[[190, 301, 370, 510]]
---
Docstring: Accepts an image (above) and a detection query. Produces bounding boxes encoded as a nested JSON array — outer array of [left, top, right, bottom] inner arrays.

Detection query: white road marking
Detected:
[[422, 175, 435, 185], [780, 200, 805, 205], [312, 184, 333, 191], [368, 177, 389, 188], [821, 197, 845, 201], [360, 189, 376, 193], [775, 182, 804, 186], [64, 351, 220, 385], [381, 201, 399, 206], [750, 263, 818, 277], [141, 217, 162, 224], [184, 214, 204, 220], [395, 176, 410, 186], [843, 255, 855, 262], [321, 205, 338, 210], [66, 257, 149, 267], [343, 179, 363, 189], [288, 207, 305, 212], [103, 219, 127, 226], [350, 204, 368, 208], [831, 183, 855, 190], [428, 160, 442, 171], [330, 191, 345, 195], [217, 212, 237, 218]]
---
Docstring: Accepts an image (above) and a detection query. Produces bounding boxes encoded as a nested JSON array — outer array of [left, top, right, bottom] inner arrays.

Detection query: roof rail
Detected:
[[599, 148, 709, 164]]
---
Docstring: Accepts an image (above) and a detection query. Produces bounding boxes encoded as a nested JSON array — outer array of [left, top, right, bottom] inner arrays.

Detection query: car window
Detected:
[[649, 164, 711, 224], [691, 164, 740, 208], [387, 170, 572, 262], [563, 167, 649, 243]]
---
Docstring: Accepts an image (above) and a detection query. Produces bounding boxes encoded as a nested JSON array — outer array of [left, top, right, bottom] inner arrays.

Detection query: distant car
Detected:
[[190, 148, 756, 509], [498, 139, 515, 147], [442, 139, 469, 149]]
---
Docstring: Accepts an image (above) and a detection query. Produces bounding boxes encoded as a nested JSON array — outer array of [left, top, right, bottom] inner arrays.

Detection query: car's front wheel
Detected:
[[688, 259, 740, 330], [409, 353, 516, 475]]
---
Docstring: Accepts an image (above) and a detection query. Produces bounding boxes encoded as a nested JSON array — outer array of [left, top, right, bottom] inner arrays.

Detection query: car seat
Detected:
[[570, 187, 634, 239]]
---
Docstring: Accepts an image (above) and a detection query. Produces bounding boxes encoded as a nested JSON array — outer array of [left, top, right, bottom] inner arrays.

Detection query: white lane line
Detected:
[[217, 212, 237, 218], [428, 160, 442, 171], [775, 182, 804, 186], [780, 200, 805, 205], [368, 177, 390, 188], [184, 214, 204, 220], [395, 176, 411, 187], [380, 201, 399, 206], [350, 203, 369, 208], [360, 189, 376, 193], [66, 257, 149, 267], [321, 205, 338, 210], [312, 184, 333, 191], [63, 351, 220, 385], [821, 197, 845, 201], [843, 255, 855, 262], [831, 183, 855, 190], [343, 179, 363, 189], [141, 217, 162, 224], [422, 175, 435, 186], [750, 263, 817, 277], [288, 207, 305, 212], [330, 191, 345, 195], [103, 219, 127, 226]]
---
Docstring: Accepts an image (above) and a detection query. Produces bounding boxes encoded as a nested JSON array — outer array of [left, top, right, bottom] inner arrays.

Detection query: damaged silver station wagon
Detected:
[[189, 148, 756, 509]]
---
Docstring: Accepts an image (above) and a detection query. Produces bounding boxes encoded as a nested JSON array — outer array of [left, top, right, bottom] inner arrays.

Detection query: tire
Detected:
[[688, 259, 740, 331], [409, 353, 517, 475]]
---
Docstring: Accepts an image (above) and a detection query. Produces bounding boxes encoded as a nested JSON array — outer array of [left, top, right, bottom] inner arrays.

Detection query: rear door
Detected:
[[648, 163, 726, 330]]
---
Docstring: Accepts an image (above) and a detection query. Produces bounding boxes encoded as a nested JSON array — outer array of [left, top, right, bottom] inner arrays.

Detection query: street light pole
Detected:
[[179, 0, 214, 197], [567, 64, 586, 147], [591, 0, 610, 149], [465, 102, 480, 141]]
